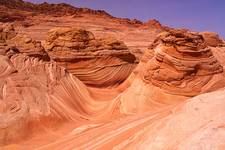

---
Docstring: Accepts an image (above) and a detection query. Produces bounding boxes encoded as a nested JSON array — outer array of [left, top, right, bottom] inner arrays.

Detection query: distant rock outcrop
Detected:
[[145, 19, 162, 28], [0, 6, 27, 22], [201, 31, 224, 47], [0, 0, 112, 17]]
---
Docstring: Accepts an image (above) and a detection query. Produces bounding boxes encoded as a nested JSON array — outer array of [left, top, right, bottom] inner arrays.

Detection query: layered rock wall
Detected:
[[45, 28, 137, 87], [143, 29, 223, 96]]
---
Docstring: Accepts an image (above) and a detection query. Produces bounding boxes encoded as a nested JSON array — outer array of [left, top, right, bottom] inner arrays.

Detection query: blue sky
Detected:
[[26, 0, 225, 38]]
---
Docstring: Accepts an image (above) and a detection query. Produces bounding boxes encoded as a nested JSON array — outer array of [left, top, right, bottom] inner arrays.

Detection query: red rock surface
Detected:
[[144, 29, 223, 96], [1, 1, 225, 150], [44, 27, 136, 87], [201, 31, 224, 47]]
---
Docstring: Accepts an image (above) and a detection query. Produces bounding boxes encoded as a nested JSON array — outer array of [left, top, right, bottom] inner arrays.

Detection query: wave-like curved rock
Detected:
[[1, 1, 225, 149], [143, 29, 224, 96], [33, 88, 225, 150], [0, 54, 63, 144], [45, 27, 137, 87], [0, 54, 121, 145], [0, 26, 129, 145]]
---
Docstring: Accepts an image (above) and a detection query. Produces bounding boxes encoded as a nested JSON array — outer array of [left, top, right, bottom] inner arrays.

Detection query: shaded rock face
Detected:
[[201, 32, 224, 47], [45, 28, 137, 87], [0, 6, 27, 22], [0, 24, 17, 40], [0, 24, 18, 55], [0, 24, 49, 60], [144, 29, 223, 96]]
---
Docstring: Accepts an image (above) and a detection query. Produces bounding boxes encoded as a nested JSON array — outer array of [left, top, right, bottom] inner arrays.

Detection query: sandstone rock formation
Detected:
[[1, 0, 225, 150], [144, 19, 162, 28], [32, 88, 225, 150], [45, 27, 137, 87], [0, 24, 17, 40], [7, 33, 49, 60], [201, 31, 224, 47], [0, 24, 18, 55], [0, 5, 27, 22], [143, 29, 224, 96], [0, 0, 112, 18], [117, 29, 225, 115], [0, 0, 162, 54], [0, 53, 120, 146], [0, 24, 49, 60]]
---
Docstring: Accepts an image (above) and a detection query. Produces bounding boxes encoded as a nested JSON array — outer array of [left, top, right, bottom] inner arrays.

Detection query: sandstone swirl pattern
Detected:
[[143, 29, 223, 96], [0, 25, 130, 145], [1, 16, 225, 150], [45, 28, 137, 87]]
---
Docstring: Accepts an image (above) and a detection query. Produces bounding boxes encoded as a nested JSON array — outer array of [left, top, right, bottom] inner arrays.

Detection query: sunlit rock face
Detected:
[[143, 29, 224, 96], [0, 54, 63, 145], [1, 0, 225, 150], [201, 31, 224, 47], [0, 25, 136, 146], [45, 27, 137, 87]]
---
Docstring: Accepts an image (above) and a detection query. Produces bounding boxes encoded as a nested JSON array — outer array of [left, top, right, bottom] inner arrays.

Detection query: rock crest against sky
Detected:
[[26, 0, 225, 38]]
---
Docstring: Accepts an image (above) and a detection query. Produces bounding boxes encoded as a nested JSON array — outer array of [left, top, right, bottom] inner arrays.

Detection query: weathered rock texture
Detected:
[[0, 53, 114, 145], [45, 27, 137, 87], [1, 1, 225, 150], [143, 29, 224, 96], [0, 24, 49, 60], [201, 31, 224, 47]]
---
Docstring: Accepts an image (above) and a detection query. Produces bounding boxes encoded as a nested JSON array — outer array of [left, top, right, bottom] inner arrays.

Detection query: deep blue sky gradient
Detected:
[[25, 0, 225, 38]]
